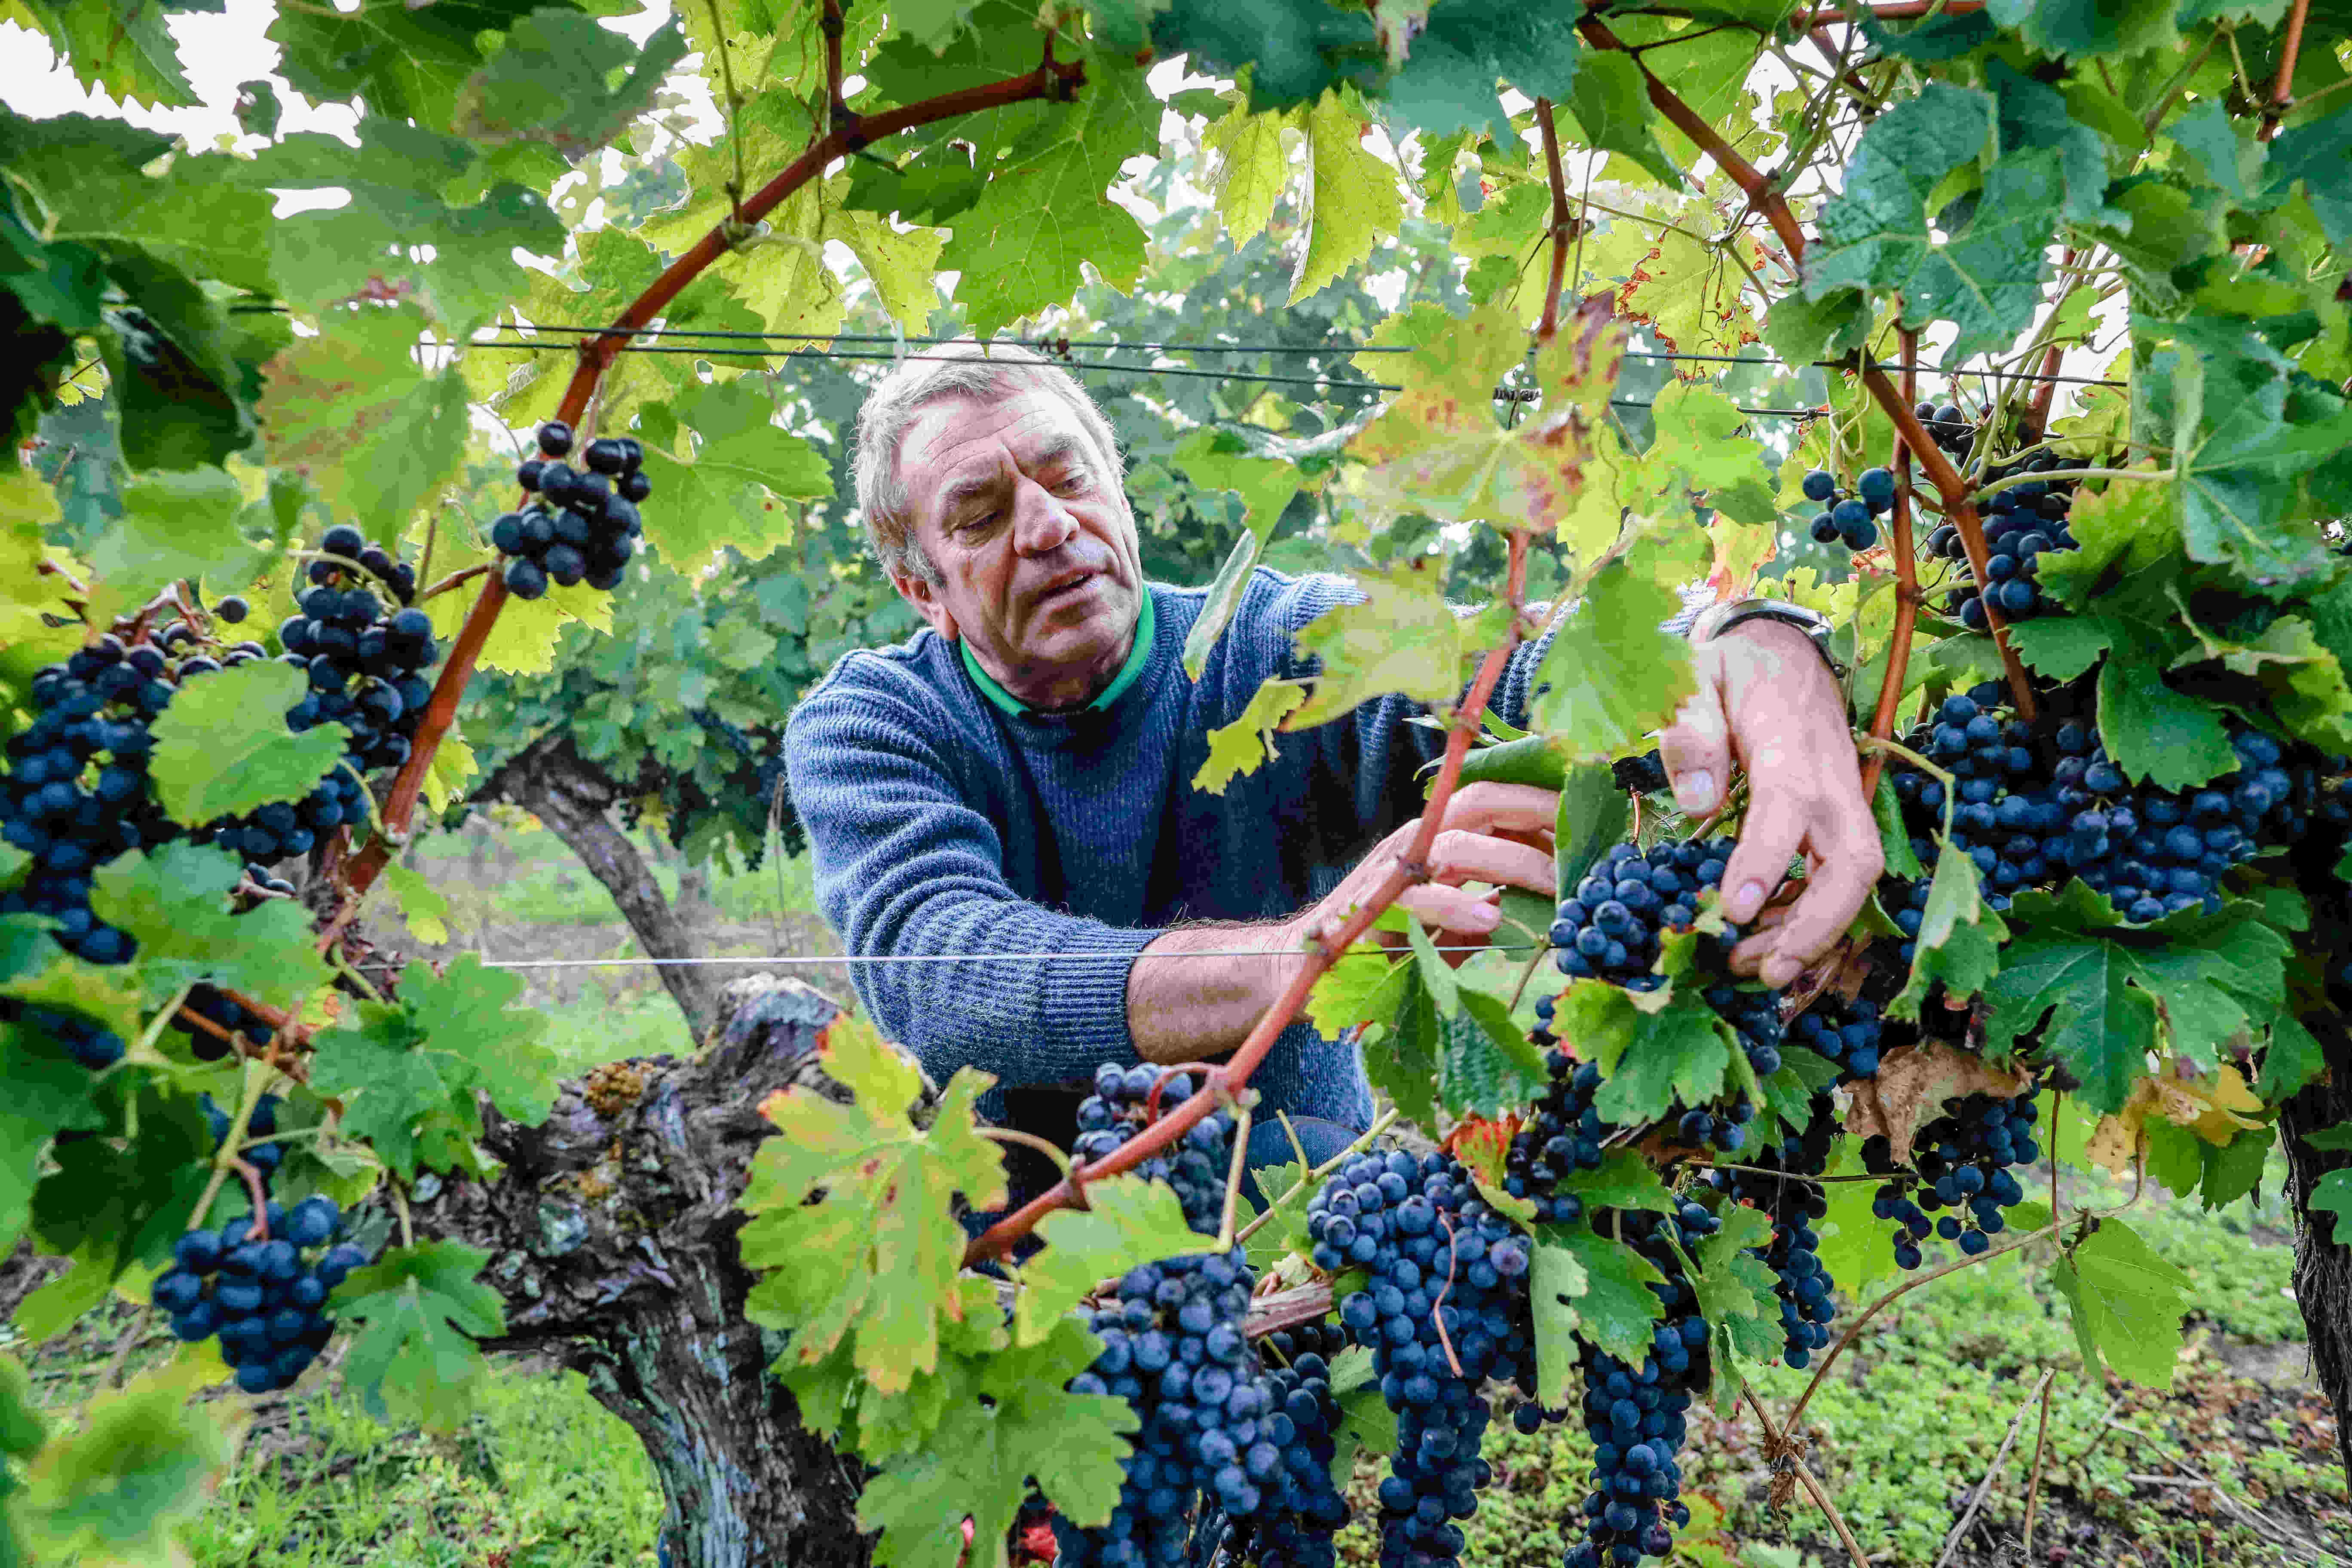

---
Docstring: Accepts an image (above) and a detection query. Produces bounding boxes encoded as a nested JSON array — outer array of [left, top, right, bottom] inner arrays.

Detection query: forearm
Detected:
[[1126, 920, 1305, 1064]]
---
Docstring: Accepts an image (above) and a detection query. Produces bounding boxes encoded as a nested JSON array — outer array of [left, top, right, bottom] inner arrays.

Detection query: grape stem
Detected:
[[1738, 1384, 1872, 1568], [2263, 0, 2313, 139], [122, 981, 194, 1069], [1532, 98, 1577, 344], [1233, 1106, 1403, 1248], [1858, 325, 1923, 805], [974, 1126, 1073, 1178], [1854, 362, 2040, 720], [1782, 1217, 2061, 1430], [344, 50, 1094, 906], [418, 562, 492, 602], [1967, 465, 2173, 502], [1215, 1099, 1254, 1252], [1930, 1368, 2055, 1568], [187, 1060, 279, 1237], [963, 530, 1535, 1267]]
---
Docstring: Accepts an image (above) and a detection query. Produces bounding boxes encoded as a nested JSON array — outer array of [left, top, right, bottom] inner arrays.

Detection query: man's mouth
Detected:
[[1035, 571, 1100, 606]]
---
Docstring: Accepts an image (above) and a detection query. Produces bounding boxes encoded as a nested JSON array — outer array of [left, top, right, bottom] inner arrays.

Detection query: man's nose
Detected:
[[1010, 479, 1078, 554]]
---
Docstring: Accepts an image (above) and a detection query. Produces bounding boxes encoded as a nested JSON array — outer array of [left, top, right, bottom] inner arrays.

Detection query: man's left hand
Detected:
[[1655, 616, 1883, 989]]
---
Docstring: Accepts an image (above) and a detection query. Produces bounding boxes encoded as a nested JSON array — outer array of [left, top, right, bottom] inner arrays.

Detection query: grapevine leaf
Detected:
[[15, 1360, 227, 1560], [2005, 616, 2114, 682], [1533, 1224, 1666, 1368], [1202, 99, 1292, 246], [333, 1240, 507, 1430], [2143, 334, 2352, 589], [268, 0, 557, 126], [453, 11, 689, 158], [257, 306, 469, 542], [89, 844, 328, 1010], [247, 121, 564, 334], [1990, 62, 2130, 225], [1691, 1206, 1781, 1389], [1284, 560, 1462, 730], [2259, 1014, 2325, 1100], [1528, 563, 1699, 763], [1015, 1181, 1210, 1345], [1807, 83, 2063, 356], [7, 0, 198, 109], [1195, 679, 1311, 793], [741, 1017, 1007, 1392], [2266, 100, 2352, 248], [1529, 1232, 1589, 1404], [1889, 839, 2009, 1020], [1290, 91, 1405, 303], [937, 53, 1158, 335], [1553, 1150, 1679, 1218], [2310, 1170, 2352, 1234], [0, 916, 146, 1054], [1328, 1352, 1399, 1489], [1382, 2, 1582, 142], [1845, 1043, 2036, 1163], [1435, 988, 1549, 1118], [1363, 970, 1444, 1134], [1554, 980, 1736, 1128], [309, 954, 554, 1180], [0, 1019, 110, 1251], [1752, 1047, 1842, 1150], [82, 466, 272, 628], [2095, 643, 2238, 791], [1351, 300, 1629, 539], [1982, 885, 2288, 1113], [637, 380, 833, 567], [1559, 51, 1678, 186], [1762, 289, 1870, 367], [1305, 940, 1412, 1041], [1984, 0, 2179, 59], [1814, 1136, 1895, 1299], [1873, 771, 1923, 881], [380, 861, 453, 946], [146, 662, 349, 826], [2050, 1216, 2190, 1388], [1555, 763, 1633, 901], [858, 1318, 1136, 1568]]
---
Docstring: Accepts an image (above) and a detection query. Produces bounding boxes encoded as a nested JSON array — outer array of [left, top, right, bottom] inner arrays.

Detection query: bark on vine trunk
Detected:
[[383, 975, 872, 1568], [476, 732, 728, 1041], [2280, 1010, 2352, 1484]]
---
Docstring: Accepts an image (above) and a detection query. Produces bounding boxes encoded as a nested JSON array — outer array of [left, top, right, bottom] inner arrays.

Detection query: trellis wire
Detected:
[[466, 338, 1832, 416], [221, 301, 2126, 387], [466, 946, 1537, 969]]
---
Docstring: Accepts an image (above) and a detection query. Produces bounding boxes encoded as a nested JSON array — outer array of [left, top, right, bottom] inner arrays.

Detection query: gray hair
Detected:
[[851, 341, 1125, 583]]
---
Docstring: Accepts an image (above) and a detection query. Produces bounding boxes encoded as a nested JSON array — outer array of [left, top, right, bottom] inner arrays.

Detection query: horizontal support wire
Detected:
[[466, 339, 1828, 415], [226, 300, 2126, 387], [369, 946, 1541, 971]]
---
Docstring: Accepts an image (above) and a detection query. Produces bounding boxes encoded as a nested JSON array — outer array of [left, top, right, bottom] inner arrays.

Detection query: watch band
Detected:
[[1694, 597, 1847, 680]]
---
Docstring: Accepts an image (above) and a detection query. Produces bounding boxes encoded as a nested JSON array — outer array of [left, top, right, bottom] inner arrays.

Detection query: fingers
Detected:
[[1436, 781, 1562, 838], [1658, 667, 1733, 816], [1747, 818, 1883, 987], [1395, 885, 1502, 942], [1425, 828, 1555, 895], [1719, 791, 1807, 929]]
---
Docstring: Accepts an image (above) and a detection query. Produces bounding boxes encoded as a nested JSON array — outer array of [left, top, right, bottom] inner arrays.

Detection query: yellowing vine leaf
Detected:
[[2084, 1062, 2267, 1176], [1843, 1041, 2035, 1163], [741, 1014, 1007, 1392]]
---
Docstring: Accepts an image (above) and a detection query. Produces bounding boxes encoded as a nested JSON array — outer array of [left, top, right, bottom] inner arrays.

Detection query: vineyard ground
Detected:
[[12, 822, 2344, 1567]]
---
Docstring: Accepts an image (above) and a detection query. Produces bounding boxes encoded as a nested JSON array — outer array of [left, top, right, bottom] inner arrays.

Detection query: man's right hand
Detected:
[[1287, 781, 1559, 964]]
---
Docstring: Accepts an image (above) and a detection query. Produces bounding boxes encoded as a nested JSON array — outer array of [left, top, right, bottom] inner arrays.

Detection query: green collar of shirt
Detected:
[[960, 589, 1156, 718]]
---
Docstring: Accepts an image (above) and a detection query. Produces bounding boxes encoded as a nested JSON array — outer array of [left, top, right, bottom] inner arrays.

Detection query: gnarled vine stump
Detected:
[[387, 975, 868, 1568]]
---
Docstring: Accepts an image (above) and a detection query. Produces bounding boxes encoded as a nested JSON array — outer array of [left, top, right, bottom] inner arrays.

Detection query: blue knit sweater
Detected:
[[783, 569, 1557, 1138]]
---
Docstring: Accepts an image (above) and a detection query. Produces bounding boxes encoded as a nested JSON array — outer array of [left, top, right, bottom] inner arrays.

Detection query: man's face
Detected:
[[890, 389, 1143, 710]]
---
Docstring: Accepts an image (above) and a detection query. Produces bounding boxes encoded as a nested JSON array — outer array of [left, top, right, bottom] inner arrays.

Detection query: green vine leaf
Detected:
[[147, 661, 349, 827], [333, 1240, 508, 1430], [2051, 1216, 2191, 1388]]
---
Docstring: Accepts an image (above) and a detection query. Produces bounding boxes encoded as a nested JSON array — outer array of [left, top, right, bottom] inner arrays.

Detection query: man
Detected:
[[784, 343, 1880, 1209]]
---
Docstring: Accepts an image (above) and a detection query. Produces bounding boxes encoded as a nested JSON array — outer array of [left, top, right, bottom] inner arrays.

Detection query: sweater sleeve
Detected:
[[783, 663, 1155, 1092]]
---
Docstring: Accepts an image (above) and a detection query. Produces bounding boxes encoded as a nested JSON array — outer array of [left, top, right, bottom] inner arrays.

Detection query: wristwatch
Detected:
[[1689, 597, 1846, 680]]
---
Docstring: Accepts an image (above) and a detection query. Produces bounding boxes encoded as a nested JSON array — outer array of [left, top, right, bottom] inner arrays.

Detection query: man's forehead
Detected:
[[903, 391, 1092, 478]]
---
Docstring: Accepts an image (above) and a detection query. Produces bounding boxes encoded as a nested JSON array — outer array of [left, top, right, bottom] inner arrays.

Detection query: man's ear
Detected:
[[891, 568, 959, 642]]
